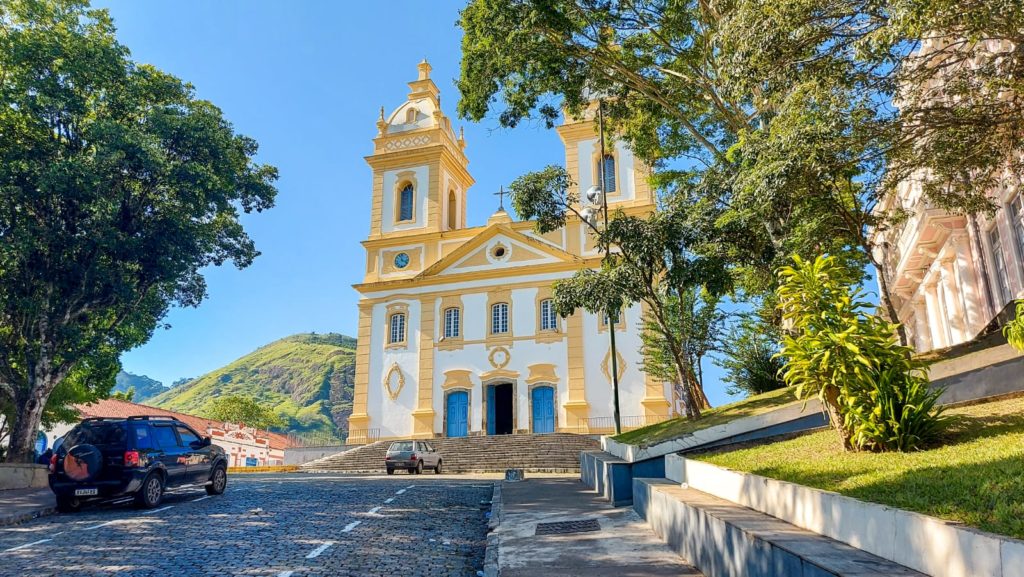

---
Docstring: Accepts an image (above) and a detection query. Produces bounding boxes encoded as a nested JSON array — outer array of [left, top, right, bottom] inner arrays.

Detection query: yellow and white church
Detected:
[[346, 62, 675, 442]]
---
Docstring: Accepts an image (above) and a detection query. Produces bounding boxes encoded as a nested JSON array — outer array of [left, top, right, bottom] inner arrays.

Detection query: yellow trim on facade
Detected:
[[525, 363, 559, 385], [564, 311, 590, 426], [413, 296, 435, 438], [441, 369, 473, 389]]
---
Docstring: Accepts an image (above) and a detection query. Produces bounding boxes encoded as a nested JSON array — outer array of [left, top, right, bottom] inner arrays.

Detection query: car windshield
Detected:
[[389, 441, 413, 452], [63, 422, 126, 450]]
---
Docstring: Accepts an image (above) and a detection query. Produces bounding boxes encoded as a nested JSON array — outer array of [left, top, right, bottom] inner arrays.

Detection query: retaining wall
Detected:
[[664, 454, 1024, 577], [0, 464, 49, 490]]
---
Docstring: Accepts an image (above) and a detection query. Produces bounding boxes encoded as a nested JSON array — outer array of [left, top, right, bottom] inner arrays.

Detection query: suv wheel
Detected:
[[206, 464, 227, 496], [414, 460, 423, 475], [135, 473, 164, 509], [56, 495, 83, 513], [386, 467, 394, 475], [434, 459, 443, 474]]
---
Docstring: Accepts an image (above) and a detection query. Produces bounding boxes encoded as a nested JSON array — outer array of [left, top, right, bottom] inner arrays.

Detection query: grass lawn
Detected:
[[612, 386, 800, 446], [695, 395, 1024, 539]]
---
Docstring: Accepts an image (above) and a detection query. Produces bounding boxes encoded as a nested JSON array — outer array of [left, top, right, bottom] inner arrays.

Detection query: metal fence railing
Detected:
[[574, 414, 672, 435], [343, 428, 381, 445], [285, 431, 346, 448], [286, 428, 381, 448]]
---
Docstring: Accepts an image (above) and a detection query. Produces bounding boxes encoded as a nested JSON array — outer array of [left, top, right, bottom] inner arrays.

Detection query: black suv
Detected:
[[48, 416, 228, 512]]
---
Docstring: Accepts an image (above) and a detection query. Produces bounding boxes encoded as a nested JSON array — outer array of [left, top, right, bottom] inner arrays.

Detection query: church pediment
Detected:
[[418, 224, 580, 279]]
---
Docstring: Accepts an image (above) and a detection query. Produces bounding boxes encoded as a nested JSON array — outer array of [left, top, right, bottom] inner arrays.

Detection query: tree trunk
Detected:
[[870, 252, 909, 347], [6, 388, 47, 463], [822, 385, 854, 451]]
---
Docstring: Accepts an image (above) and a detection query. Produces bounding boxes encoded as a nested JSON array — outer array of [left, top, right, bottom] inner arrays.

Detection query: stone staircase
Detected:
[[299, 433, 600, 474]]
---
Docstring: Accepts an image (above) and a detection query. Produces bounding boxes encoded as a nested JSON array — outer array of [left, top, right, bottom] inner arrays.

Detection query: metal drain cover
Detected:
[[535, 519, 601, 535]]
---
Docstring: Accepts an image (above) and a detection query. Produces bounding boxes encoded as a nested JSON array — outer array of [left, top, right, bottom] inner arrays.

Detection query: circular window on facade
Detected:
[[489, 242, 510, 262], [394, 252, 410, 269]]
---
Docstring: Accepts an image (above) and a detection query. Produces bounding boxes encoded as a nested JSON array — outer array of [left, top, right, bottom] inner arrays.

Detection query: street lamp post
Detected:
[[597, 100, 623, 436]]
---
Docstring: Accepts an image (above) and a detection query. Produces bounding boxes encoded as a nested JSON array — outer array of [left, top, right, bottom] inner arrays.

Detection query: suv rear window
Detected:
[[389, 441, 413, 452], [63, 422, 127, 449]]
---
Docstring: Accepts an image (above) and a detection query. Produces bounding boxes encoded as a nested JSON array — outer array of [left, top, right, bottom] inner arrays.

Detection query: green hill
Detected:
[[146, 333, 356, 440], [113, 371, 170, 402]]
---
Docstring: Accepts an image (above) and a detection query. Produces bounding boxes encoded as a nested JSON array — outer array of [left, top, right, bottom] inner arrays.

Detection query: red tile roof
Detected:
[[74, 398, 292, 450]]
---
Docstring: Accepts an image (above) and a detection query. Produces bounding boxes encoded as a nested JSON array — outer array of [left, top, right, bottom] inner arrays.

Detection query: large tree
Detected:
[[458, 0, 1024, 345], [509, 166, 731, 418], [0, 0, 277, 462]]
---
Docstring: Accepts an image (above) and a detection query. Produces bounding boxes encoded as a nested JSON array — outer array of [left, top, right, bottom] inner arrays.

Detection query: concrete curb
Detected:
[[0, 505, 56, 528], [482, 483, 503, 577]]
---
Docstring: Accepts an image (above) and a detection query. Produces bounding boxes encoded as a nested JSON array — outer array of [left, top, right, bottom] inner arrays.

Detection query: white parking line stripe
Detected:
[[395, 489, 406, 495], [367, 507, 381, 514], [277, 572, 293, 577], [384, 498, 394, 504], [306, 541, 335, 558], [192, 496, 210, 502], [342, 521, 361, 533], [83, 520, 119, 531], [150, 506, 174, 514], [4, 539, 52, 552], [407, 485, 415, 489]]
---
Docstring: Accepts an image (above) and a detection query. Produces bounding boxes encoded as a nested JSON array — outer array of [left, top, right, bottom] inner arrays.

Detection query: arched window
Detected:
[[405, 108, 418, 123], [539, 299, 558, 331], [600, 154, 616, 193], [389, 313, 406, 344], [398, 183, 414, 222], [491, 303, 509, 334], [447, 190, 457, 230], [443, 307, 461, 338]]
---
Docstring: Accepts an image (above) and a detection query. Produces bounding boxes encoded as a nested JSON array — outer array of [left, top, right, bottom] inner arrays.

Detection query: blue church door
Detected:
[[446, 391, 468, 437], [531, 386, 555, 434]]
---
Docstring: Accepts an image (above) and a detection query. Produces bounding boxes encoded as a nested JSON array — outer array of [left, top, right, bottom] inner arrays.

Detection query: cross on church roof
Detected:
[[494, 186, 507, 212]]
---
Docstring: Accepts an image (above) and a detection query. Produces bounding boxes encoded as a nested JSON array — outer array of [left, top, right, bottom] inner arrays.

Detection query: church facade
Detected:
[[346, 62, 673, 442]]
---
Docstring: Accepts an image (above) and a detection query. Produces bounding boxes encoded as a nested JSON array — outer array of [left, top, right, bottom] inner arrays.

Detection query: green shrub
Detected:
[[717, 320, 786, 397], [1003, 301, 1024, 351], [777, 254, 946, 452]]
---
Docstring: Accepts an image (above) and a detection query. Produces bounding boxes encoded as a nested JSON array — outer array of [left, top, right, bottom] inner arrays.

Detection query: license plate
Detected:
[[74, 488, 98, 497]]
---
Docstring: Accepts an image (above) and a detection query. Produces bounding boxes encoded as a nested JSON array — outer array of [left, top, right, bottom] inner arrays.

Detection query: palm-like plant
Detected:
[[777, 255, 945, 451]]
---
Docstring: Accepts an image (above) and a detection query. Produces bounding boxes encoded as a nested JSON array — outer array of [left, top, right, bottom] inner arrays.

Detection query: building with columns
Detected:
[[346, 61, 674, 442], [873, 38, 1023, 354]]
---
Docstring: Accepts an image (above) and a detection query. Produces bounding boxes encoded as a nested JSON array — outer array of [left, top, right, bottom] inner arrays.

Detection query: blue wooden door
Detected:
[[446, 391, 468, 437], [531, 386, 555, 434], [486, 385, 496, 435]]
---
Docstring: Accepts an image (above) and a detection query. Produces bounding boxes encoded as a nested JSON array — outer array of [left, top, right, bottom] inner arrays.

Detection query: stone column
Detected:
[[924, 278, 947, 349], [639, 301, 671, 420], [412, 296, 436, 438], [940, 258, 968, 345], [347, 301, 375, 443], [912, 297, 933, 353], [563, 311, 590, 431], [951, 232, 983, 337]]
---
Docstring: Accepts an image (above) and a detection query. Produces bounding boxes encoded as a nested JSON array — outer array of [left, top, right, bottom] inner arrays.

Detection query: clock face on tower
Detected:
[[394, 252, 410, 269]]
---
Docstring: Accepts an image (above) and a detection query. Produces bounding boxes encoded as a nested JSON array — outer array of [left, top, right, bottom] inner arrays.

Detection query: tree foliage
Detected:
[[777, 255, 946, 451], [716, 315, 787, 398], [459, 0, 1024, 348], [509, 166, 731, 417], [203, 395, 284, 431], [640, 287, 726, 409], [0, 0, 277, 461]]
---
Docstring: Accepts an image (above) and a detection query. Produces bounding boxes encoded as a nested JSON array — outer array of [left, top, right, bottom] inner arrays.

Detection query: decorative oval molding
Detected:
[[383, 363, 406, 400], [488, 346, 511, 369]]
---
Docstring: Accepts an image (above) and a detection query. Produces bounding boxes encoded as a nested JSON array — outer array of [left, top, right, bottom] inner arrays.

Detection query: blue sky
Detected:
[[106, 0, 736, 407]]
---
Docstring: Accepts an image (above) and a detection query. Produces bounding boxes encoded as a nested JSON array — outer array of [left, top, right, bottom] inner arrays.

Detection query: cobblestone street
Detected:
[[0, 474, 493, 577]]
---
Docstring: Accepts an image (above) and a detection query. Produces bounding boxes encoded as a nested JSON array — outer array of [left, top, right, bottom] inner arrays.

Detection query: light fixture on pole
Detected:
[[596, 99, 623, 436]]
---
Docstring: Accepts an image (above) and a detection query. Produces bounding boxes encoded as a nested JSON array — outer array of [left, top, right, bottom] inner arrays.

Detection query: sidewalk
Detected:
[[490, 476, 702, 577], [0, 487, 56, 527]]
